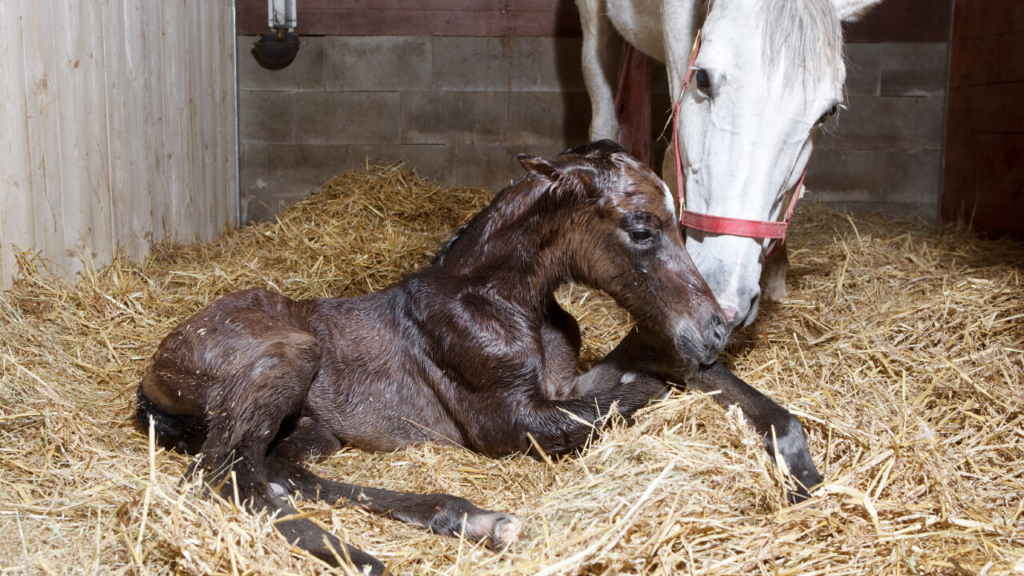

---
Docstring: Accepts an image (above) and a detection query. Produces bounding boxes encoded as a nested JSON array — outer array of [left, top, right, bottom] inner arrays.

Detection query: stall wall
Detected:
[[942, 0, 1024, 239], [236, 0, 949, 223], [0, 0, 238, 290]]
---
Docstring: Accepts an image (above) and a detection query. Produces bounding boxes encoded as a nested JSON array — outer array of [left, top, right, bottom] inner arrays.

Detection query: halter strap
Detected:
[[671, 27, 807, 260]]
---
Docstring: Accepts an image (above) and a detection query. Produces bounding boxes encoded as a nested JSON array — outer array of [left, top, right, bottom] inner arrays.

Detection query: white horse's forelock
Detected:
[[760, 0, 845, 84]]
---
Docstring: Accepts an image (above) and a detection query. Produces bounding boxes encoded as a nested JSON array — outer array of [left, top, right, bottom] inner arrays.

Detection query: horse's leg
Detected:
[[144, 302, 384, 574], [189, 331, 385, 574], [661, 145, 678, 196], [760, 241, 789, 300], [254, 489, 386, 575], [477, 328, 671, 457], [577, 0, 621, 140], [689, 361, 822, 502], [264, 453, 520, 551], [546, 328, 822, 502]]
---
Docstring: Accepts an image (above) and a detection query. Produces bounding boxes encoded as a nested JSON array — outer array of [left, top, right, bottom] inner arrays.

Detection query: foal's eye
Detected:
[[818, 104, 839, 124], [695, 69, 711, 93], [629, 229, 653, 244]]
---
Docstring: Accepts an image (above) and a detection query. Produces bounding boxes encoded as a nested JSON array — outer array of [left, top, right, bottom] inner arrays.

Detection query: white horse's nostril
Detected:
[[721, 306, 737, 322]]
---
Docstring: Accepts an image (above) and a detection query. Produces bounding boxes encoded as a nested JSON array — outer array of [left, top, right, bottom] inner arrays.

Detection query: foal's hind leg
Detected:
[[250, 487, 386, 575], [267, 423, 520, 550], [146, 299, 385, 574]]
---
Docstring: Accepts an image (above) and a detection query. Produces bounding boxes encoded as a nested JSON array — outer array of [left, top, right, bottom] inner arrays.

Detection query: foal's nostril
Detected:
[[707, 313, 728, 353]]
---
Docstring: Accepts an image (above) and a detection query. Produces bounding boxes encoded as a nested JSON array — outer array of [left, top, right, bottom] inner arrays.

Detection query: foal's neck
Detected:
[[434, 178, 580, 308]]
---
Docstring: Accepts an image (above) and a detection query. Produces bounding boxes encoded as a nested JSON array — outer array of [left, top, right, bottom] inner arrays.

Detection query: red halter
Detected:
[[671, 29, 806, 260]]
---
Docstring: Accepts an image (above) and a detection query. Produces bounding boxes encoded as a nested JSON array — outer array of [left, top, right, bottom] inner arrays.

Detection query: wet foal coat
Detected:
[[137, 141, 821, 574]]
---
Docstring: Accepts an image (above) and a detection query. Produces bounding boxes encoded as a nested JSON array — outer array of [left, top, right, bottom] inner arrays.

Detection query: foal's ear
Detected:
[[517, 154, 558, 178], [560, 165, 601, 198]]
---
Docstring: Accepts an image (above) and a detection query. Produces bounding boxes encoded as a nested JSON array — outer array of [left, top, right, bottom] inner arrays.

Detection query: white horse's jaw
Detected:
[[686, 233, 764, 329]]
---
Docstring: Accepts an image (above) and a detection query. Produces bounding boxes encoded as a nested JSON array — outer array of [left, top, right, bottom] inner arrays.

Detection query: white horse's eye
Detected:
[[818, 105, 839, 124], [695, 69, 711, 94]]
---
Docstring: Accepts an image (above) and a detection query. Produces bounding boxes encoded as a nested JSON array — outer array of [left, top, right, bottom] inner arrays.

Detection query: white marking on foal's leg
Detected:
[[269, 482, 286, 497], [620, 372, 637, 385]]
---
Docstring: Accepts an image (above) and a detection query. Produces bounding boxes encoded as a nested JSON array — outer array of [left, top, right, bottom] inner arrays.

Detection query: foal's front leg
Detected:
[[565, 328, 822, 502], [690, 361, 822, 502]]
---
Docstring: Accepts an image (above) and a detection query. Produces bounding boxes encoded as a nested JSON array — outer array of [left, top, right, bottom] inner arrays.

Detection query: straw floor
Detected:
[[1, 165, 1022, 575]]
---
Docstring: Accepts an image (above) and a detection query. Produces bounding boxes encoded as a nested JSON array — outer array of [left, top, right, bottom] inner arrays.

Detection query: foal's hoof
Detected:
[[786, 485, 813, 504], [467, 511, 521, 550], [786, 469, 823, 505]]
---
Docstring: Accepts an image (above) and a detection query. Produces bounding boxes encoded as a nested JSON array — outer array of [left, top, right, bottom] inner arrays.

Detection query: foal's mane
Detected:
[[758, 0, 844, 83], [431, 141, 625, 268]]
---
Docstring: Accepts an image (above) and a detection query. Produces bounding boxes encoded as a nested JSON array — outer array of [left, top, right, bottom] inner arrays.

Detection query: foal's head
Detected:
[[519, 140, 727, 365]]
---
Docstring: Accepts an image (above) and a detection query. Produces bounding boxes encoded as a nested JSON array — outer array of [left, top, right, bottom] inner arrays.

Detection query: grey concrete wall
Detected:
[[238, 35, 589, 223], [238, 36, 949, 223], [806, 43, 950, 220]]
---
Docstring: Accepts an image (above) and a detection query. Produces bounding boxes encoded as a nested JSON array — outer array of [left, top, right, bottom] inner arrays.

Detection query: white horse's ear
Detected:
[[832, 0, 884, 22], [517, 154, 558, 178]]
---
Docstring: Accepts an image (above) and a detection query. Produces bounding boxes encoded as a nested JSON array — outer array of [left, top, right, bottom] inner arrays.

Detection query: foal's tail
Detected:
[[135, 385, 208, 455]]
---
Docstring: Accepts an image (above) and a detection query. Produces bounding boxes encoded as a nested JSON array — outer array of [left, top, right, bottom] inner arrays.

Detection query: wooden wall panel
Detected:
[[0, 1, 34, 288], [235, 0, 583, 37], [942, 0, 1024, 238], [0, 0, 238, 290]]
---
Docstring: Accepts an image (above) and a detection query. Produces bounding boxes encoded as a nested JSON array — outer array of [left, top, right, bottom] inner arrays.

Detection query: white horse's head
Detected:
[[677, 0, 879, 329]]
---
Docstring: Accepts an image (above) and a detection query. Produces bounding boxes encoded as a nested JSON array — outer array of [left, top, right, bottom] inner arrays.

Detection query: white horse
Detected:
[[577, 0, 883, 330]]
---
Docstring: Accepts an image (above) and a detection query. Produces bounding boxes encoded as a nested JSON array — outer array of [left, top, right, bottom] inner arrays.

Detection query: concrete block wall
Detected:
[[239, 35, 590, 223], [805, 42, 950, 220], [237, 0, 951, 224]]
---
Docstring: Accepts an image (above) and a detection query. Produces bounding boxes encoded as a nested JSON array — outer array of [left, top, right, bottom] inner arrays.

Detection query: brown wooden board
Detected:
[[239, 0, 935, 41], [942, 0, 1024, 239]]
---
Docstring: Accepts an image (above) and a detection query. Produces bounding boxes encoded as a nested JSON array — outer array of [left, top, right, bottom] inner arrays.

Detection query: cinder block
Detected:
[[323, 36, 431, 91], [240, 143, 459, 223], [875, 149, 943, 204], [361, 144, 459, 187], [402, 91, 506, 145], [456, 144, 519, 189], [238, 36, 325, 91], [456, 144, 565, 189], [431, 37, 510, 91], [880, 43, 949, 96], [509, 37, 587, 92], [821, 94, 945, 151], [239, 91, 298, 143], [805, 149, 878, 201], [844, 43, 881, 96], [240, 143, 344, 223], [507, 92, 591, 146], [812, 200, 938, 221], [292, 91, 401, 144]]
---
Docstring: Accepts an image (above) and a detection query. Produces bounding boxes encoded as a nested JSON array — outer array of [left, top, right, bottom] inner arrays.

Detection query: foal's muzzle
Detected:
[[675, 311, 728, 367]]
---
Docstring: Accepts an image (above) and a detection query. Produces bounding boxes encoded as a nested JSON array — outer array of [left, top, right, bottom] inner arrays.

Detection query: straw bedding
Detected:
[[1, 164, 1022, 575]]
